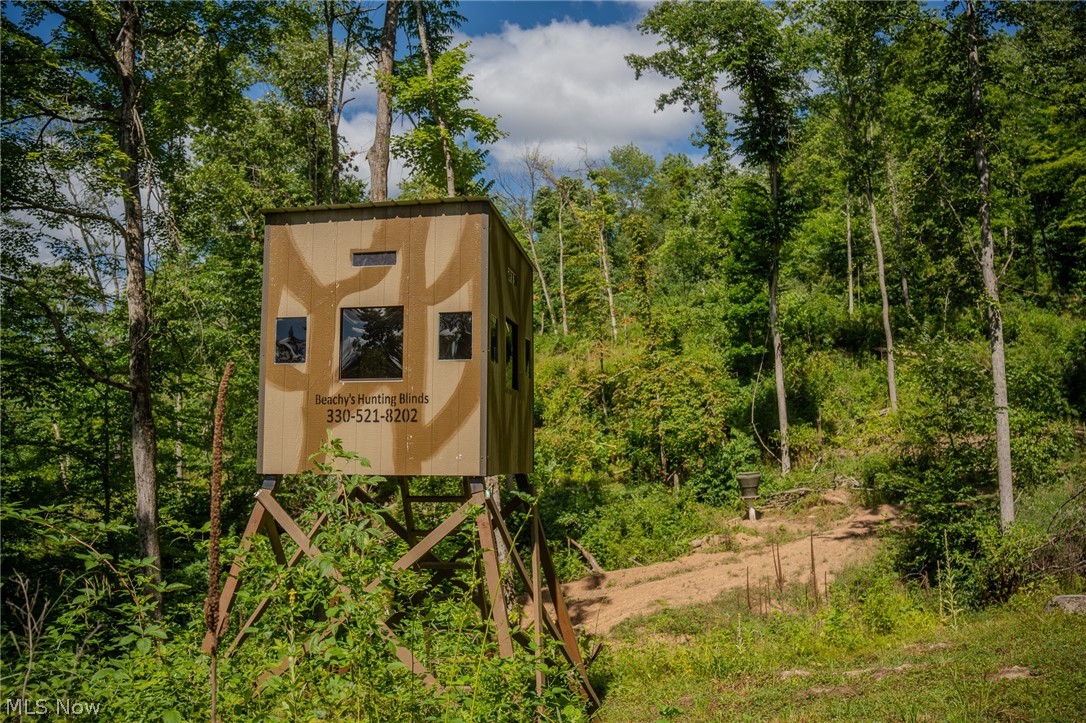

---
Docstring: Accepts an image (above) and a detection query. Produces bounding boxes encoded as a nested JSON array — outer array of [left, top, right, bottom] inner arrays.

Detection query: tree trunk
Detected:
[[866, 177, 898, 411], [528, 227, 557, 333], [768, 258, 790, 474], [415, 1, 456, 196], [768, 160, 790, 474], [102, 390, 116, 559], [1038, 216, 1061, 303], [657, 390, 668, 485], [597, 224, 618, 342], [598, 346, 608, 421], [366, 0, 400, 202], [324, 1, 340, 203], [306, 121, 323, 203], [558, 195, 569, 335], [117, 0, 162, 606], [967, 0, 1014, 530], [1028, 211, 1039, 294], [52, 420, 69, 488], [175, 391, 183, 482], [885, 156, 911, 313], [519, 160, 558, 332], [846, 193, 854, 318]]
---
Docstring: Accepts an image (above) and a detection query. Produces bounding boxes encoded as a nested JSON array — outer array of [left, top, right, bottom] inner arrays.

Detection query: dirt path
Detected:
[[560, 501, 899, 636]]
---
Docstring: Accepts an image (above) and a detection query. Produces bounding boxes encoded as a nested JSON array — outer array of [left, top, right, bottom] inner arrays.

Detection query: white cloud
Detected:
[[463, 19, 702, 172], [337, 107, 412, 195]]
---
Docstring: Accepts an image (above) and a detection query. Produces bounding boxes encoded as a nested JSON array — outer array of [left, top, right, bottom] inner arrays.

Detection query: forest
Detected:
[[2, 1, 1084, 720]]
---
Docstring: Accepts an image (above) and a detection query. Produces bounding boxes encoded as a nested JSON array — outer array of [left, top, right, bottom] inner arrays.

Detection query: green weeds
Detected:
[[0, 442, 593, 722], [595, 562, 1086, 721]]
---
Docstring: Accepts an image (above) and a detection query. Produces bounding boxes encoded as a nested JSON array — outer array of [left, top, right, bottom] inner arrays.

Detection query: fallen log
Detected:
[[568, 538, 604, 575], [761, 487, 818, 508]]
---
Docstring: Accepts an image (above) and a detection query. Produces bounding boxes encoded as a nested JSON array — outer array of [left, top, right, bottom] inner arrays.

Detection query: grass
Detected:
[[592, 572, 1086, 721]]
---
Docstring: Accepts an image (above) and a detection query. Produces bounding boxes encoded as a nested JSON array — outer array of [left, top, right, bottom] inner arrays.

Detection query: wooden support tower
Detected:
[[202, 473, 599, 709]]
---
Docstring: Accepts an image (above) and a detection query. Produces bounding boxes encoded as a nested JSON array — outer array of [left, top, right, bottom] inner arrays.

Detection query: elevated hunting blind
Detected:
[[259, 197, 534, 477], [207, 198, 597, 709]]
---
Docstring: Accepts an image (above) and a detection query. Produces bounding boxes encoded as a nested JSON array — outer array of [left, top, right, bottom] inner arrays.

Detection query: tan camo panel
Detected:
[[485, 210, 535, 475], [258, 203, 485, 476]]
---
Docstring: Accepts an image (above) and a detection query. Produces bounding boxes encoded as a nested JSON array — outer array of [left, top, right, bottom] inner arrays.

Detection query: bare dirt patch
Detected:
[[990, 666, 1037, 680], [805, 685, 857, 698], [846, 662, 926, 680], [561, 503, 898, 635], [908, 641, 953, 653]]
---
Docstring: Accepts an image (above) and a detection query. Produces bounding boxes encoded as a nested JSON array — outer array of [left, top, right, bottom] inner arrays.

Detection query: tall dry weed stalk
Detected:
[[205, 361, 233, 722]]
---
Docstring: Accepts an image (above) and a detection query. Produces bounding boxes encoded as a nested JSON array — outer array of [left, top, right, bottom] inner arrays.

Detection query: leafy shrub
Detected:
[[884, 319, 1085, 608], [1012, 473, 1086, 592], [685, 431, 759, 506], [1002, 305, 1082, 486], [887, 464, 1086, 608], [538, 483, 712, 572], [534, 353, 612, 483], [828, 559, 936, 644], [1063, 325, 1086, 418], [884, 467, 993, 609], [780, 285, 853, 352], [885, 336, 1012, 605], [899, 337, 993, 476], [535, 337, 757, 506], [1008, 410, 1075, 488], [608, 343, 748, 494], [794, 349, 896, 451], [579, 487, 710, 569]]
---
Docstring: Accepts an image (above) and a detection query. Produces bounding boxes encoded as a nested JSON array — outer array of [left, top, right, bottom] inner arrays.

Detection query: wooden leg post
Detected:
[[531, 498, 545, 697], [517, 474, 600, 709], [470, 477, 514, 658]]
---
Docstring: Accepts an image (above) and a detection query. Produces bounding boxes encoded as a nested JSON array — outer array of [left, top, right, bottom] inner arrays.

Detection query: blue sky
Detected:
[[459, 1, 647, 35]]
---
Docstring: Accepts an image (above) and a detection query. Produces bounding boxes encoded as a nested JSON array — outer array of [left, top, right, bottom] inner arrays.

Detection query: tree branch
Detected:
[[568, 538, 604, 575], [39, 0, 120, 76], [142, 22, 192, 40], [4, 195, 126, 237], [3, 111, 117, 128], [1, 274, 135, 392]]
